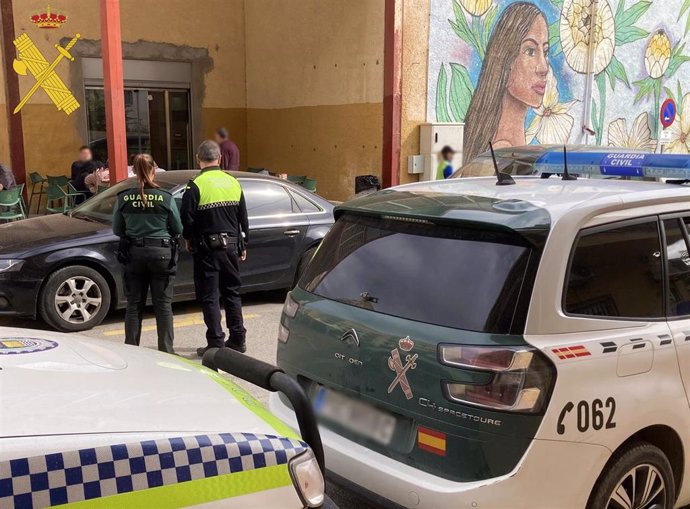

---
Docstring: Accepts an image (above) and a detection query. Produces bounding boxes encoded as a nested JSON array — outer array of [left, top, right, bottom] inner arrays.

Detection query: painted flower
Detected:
[[458, 0, 492, 17], [607, 113, 657, 151], [666, 94, 690, 154], [526, 69, 577, 144], [560, 0, 616, 75], [644, 30, 671, 79]]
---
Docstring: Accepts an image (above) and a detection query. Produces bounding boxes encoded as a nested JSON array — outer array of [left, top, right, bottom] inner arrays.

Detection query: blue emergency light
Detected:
[[534, 151, 690, 180]]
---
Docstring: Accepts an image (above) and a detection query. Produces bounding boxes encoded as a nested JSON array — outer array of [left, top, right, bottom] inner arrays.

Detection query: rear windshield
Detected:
[[300, 215, 535, 333]]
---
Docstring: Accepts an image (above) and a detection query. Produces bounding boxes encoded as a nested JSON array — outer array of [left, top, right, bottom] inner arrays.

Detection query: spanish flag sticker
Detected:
[[417, 426, 446, 456]]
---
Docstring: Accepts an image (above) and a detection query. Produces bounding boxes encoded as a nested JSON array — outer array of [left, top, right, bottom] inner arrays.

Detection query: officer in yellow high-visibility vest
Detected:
[[181, 140, 249, 358]]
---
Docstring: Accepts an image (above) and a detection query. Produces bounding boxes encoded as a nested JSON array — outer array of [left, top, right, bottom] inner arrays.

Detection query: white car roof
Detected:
[[394, 177, 690, 225], [0, 328, 283, 442]]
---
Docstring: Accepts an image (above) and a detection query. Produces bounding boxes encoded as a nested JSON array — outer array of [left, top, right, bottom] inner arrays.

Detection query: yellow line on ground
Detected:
[[103, 313, 261, 337]]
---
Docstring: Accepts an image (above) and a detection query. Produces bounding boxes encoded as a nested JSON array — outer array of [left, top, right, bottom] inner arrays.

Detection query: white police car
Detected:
[[0, 327, 329, 508], [270, 147, 690, 508]]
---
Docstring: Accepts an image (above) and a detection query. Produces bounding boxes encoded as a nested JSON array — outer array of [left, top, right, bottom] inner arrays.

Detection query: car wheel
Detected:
[[294, 247, 317, 287], [39, 265, 111, 332], [587, 441, 675, 509]]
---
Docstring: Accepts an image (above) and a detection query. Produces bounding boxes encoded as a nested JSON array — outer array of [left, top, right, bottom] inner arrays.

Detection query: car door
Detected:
[[660, 213, 690, 399], [240, 179, 308, 289], [171, 190, 196, 298]]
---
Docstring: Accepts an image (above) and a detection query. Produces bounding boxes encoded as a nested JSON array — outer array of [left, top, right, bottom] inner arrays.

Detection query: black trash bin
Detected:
[[355, 175, 380, 196]]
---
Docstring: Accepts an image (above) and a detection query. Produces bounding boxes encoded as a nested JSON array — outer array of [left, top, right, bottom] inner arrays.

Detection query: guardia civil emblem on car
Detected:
[[387, 336, 417, 400]]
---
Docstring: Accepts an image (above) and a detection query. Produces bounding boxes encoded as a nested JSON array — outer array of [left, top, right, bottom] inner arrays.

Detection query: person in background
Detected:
[[0, 163, 16, 191], [71, 146, 93, 183], [84, 160, 110, 194], [181, 140, 249, 357], [436, 146, 455, 180], [214, 127, 240, 171], [112, 154, 182, 354]]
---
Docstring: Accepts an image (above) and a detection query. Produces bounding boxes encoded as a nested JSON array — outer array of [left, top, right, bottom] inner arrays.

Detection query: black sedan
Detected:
[[0, 171, 334, 332]]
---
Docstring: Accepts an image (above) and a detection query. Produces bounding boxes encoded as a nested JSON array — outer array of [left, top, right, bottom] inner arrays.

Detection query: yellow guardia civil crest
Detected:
[[12, 32, 80, 115]]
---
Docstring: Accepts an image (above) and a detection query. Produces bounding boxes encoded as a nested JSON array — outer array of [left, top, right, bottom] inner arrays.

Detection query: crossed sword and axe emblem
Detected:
[[387, 347, 418, 400], [12, 33, 81, 115]]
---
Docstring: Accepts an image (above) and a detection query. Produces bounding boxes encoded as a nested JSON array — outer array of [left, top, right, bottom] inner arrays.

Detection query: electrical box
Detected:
[[419, 123, 464, 181], [408, 155, 424, 174], [420, 123, 464, 156]]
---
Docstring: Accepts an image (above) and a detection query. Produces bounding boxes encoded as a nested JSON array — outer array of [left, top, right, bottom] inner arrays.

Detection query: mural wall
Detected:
[[428, 0, 690, 163]]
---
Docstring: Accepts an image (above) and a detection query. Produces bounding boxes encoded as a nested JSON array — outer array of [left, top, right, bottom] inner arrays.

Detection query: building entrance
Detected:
[[85, 87, 192, 170]]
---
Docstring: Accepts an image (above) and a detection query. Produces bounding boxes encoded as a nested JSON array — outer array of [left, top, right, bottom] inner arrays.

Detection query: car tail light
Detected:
[[278, 323, 290, 344], [439, 344, 555, 414], [283, 292, 299, 318], [278, 293, 300, 344]]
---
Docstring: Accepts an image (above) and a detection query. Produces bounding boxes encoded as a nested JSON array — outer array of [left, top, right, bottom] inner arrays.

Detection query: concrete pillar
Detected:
[[100, 0, 127, 182]]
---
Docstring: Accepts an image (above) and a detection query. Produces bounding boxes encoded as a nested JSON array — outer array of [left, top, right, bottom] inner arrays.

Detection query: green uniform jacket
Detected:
[[112, 186, 183, 239]]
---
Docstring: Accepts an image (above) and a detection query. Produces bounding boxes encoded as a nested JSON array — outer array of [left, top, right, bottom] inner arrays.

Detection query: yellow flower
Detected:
[[644, 30, 671, 79], [666, 94, 690, 154], [526, 69, 577, 144], [607, 113, 657, 151], [560, 0, 616, 75], [458, 0, 492, 17]]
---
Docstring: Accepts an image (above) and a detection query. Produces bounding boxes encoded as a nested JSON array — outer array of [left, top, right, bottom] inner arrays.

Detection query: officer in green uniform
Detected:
[[181, 140, 249, 358], [113, 154, 183, 353]]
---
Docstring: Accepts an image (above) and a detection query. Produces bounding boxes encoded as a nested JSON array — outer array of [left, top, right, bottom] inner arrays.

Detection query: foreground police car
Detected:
[[270, 146, 690, 508], [0, 327, 328, 508]]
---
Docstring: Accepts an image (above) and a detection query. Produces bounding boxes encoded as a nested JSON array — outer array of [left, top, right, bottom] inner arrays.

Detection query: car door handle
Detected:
[[283, 230, 301, 236]]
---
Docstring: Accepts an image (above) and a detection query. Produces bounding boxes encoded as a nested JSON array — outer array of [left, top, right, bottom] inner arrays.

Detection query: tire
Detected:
[[294, 247, 317, 288], [587, 441, 675, 509], [39, 265, 111, 332]]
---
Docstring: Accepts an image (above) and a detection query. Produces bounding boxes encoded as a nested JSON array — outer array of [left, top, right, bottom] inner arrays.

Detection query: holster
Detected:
[[116, 237, 131, 265], [169, 237, 180, 270]]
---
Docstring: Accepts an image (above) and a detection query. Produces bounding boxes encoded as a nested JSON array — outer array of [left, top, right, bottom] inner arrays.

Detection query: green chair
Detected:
[[47, 175, 70, 188], [68, 182, 89, 202], [287, 175, 307, 184], [45, 182, 81, 214], [0, 184, 27, 222], [300, 178, 317, 193], [27, 171, 46, 214], [97, 185, 110, 194]]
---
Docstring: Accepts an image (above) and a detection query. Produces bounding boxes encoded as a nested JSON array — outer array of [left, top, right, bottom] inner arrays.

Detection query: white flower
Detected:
[[666, 94, 690, 154], [644, 30, 672, 79], [607, 113, 657, 151], [526, 69, 577, 144], [560, 0, 616, 75], [458, 0, 493, 17]]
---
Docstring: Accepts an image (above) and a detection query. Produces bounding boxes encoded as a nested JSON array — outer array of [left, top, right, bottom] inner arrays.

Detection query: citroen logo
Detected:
[[341, 329, 360, 347]]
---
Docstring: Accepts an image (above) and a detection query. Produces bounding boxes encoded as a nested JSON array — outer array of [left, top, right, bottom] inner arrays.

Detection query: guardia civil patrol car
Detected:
[[270, 146, 690, 509], [0, 327, 329, 508]]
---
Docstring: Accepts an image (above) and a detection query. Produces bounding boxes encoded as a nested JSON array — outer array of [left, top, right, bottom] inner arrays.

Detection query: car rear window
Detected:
[[300, 215, 535, 333]]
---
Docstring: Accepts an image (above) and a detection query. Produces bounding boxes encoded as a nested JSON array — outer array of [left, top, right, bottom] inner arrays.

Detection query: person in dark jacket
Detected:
[[113, 154, 183, 353], [214, 127, 240, 171], [181, 140, 249, 357]]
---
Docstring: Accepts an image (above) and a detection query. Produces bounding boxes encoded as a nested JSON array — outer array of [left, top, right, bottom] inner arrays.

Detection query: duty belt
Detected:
[[131, 237, 172, 248]]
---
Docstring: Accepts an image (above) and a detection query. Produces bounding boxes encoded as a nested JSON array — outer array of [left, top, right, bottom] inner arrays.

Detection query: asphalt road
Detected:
[[0, 291, 380, 509]]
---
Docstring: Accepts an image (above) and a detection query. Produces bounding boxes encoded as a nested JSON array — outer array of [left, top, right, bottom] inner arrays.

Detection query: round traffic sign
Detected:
[[661, 98, 676, 128]]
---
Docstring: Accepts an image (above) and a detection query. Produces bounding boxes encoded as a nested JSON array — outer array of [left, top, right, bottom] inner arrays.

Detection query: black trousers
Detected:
[[193, 244, 246, 348], [124, 246, 176, 353]]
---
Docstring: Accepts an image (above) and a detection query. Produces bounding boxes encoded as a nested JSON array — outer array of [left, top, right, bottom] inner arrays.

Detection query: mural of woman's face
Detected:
[[506, 15, 549, 109]]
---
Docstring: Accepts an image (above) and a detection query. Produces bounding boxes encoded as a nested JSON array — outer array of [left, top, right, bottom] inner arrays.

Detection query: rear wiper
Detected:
[[359, 292, 379, 303]]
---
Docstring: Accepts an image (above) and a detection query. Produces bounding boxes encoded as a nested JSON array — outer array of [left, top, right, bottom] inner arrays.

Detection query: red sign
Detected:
[[661, 98, 677, 129]]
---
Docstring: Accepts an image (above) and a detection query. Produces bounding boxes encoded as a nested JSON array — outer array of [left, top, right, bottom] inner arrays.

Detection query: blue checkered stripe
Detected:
[[0, 433, 307, 508]]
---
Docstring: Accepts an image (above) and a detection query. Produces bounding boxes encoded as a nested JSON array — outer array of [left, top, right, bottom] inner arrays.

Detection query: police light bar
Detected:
[[534, 151, 690, 179]]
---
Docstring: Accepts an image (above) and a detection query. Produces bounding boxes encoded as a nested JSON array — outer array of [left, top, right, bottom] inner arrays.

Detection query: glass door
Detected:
[[85, 87, 192, 169]]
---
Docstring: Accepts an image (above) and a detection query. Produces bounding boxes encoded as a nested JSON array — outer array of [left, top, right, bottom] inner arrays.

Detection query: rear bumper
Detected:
[[0, 274, 40, 318], [269, 393, 611, 509]]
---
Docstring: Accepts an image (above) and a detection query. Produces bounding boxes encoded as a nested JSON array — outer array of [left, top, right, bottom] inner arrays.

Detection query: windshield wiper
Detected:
[[72, 213, 107, 224]]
